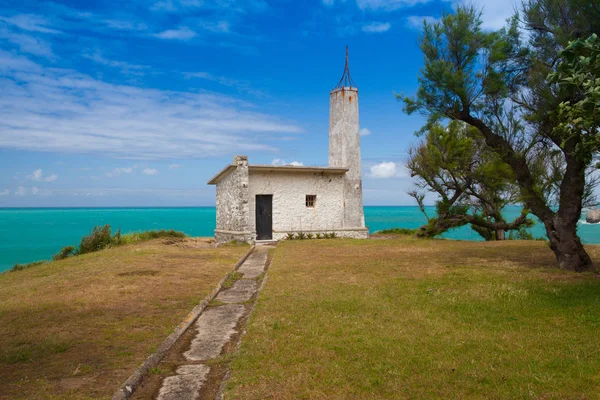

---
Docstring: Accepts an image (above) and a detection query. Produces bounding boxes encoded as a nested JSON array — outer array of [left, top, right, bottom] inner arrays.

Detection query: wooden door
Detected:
[[255, 195, 273, 240]]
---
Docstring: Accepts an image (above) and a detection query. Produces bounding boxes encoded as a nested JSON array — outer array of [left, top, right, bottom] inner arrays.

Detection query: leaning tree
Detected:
[[402, 0, 600, 271], [407, 120, 532, 240]]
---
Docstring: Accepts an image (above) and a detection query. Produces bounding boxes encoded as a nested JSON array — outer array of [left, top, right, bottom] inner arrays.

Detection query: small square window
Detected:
[[306, 195, 316, 208]]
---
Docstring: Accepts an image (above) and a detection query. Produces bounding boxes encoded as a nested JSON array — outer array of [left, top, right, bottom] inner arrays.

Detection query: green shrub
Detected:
[[376, 228, 416, 235], [285, 232, 295, 240], [78, 225, 114, 255], [324, 232, 337, 239], [296, 232, 307, 240], [306, 233, 314, 239], [53, 246, 75, 261], [10, 261, 45, 272], [120, 229, 185, 244], [315, 233, 323, 239]]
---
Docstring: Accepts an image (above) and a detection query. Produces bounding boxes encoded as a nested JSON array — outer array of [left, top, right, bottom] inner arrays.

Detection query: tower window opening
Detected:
[[306, 195, 316, 208]]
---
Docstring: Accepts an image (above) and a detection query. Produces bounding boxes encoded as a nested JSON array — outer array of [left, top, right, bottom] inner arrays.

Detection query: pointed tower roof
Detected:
[[332, 46, 357, 90]]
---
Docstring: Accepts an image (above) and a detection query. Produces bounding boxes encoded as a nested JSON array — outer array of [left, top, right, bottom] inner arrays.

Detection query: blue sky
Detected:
[[0, 0, 512, 207]]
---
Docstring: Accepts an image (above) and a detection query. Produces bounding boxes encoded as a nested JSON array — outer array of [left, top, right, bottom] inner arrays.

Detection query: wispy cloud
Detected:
[[26, 169, 58, 182], [360, 128, 372, 136], [271, 158, 303, 166], [0, 51, 301, 160], [356, 0, 432, 10], [406, 15, 440, 30], [0, 14, 61, 34], [0, 28, 55, 58], [82, 51, 149, 74], [361, 22, 391, 33], [154, 26, 197, 40], [143, 168, 159, 175], [184, 71, 266, 96], [105, 167, 134, 177], [0, 189, 9, 196], [15, 186, 26, 196], [169, 164, 182, 169]]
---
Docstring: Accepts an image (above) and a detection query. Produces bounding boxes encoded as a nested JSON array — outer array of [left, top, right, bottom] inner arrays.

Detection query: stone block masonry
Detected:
[[209, 49, 368, 244], [214, 155, 254, 244]]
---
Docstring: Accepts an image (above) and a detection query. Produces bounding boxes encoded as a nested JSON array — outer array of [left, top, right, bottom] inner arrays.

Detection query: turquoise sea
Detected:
[[0, 206, 598, 272]]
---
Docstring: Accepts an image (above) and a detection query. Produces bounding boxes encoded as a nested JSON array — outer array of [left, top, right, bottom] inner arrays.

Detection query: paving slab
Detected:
[[157, 365, 209, 400], [237, 252, 268, 279], [184, 304, 246, 361], [215, 279, 258, 304]]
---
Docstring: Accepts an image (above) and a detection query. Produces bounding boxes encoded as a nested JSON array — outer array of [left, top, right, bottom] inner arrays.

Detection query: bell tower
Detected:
[[329, 47, 365, 229]]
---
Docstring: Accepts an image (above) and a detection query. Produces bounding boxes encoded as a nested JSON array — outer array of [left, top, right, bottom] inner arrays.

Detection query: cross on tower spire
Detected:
[[333, 46, 357, 90]]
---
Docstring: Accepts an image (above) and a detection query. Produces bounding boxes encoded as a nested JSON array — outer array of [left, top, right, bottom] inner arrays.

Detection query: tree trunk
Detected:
[[544, 216, 594, 272], [460, 114, 594, 271], [496, 230, 505, 240]]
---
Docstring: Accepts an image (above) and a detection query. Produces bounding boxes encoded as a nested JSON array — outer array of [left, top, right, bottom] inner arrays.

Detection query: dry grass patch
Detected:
[[225, 237, 600, 399], [0, 238, 249, 400]]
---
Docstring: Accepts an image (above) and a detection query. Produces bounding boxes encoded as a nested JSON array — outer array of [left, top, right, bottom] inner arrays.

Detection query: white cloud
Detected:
[[0, 28, 55, 58], [360, 128, 372, 136], [143, 168, 159, 175], [26, 169, 58, 182], [271, 158, 304, 166], [83, 51, 149, 74], [368, 161, 406, 179], [15, 186, 26, 196], [467, 0, 519, 30], [362, 22, 391, 33], [169, 164, 182, 169], [0, 14, 60, 34], [0, 51, 302, 160], [102, 19, 148, 32], [0, 189, 9, 196], [106, 167, 133, 177], [406, 15, 440, 30], [184, 71, 265, 96], [29, 169, 42, 181], [31, 186, 40, 195], [356, 0, 431, 11], [154, 27, 197, 40]]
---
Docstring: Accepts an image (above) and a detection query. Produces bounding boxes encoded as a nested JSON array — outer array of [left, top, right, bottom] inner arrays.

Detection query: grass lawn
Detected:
[[0, 238, 249, 400], [225, 236, 600, 399]]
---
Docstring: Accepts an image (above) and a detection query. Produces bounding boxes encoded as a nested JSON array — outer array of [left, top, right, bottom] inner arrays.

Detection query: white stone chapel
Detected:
[[208, 48, 368, 243]]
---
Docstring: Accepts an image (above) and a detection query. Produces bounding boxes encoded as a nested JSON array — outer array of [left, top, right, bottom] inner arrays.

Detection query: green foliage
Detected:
[[547, 34, 600, 160], [78, 225, 186, 255], [53, 246, 76, 261], [7, 226, 187, 272], [296, 232, 307, 240], [508, 226, 534, 240], [400, 0, 600, 269], [78, 225, 114, 255], [377, 228, 417, 235], [408, 121, 530, 240], [119, 229, 186, 244], [285, 232, 337, 240], [10, 261, 46, 272]]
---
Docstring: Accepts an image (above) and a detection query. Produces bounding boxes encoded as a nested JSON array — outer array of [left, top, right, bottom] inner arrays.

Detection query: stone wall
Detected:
[[215, 156, 252, 244], [329, 87, 365, 229], [248, 171, 347, 235]]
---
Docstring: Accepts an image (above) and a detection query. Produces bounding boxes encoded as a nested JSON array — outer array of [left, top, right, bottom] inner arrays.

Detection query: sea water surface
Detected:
[[1, 206, 598, 272]]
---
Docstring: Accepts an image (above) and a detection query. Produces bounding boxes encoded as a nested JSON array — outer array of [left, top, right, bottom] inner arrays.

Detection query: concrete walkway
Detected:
[[155, 245, 271, 400]]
